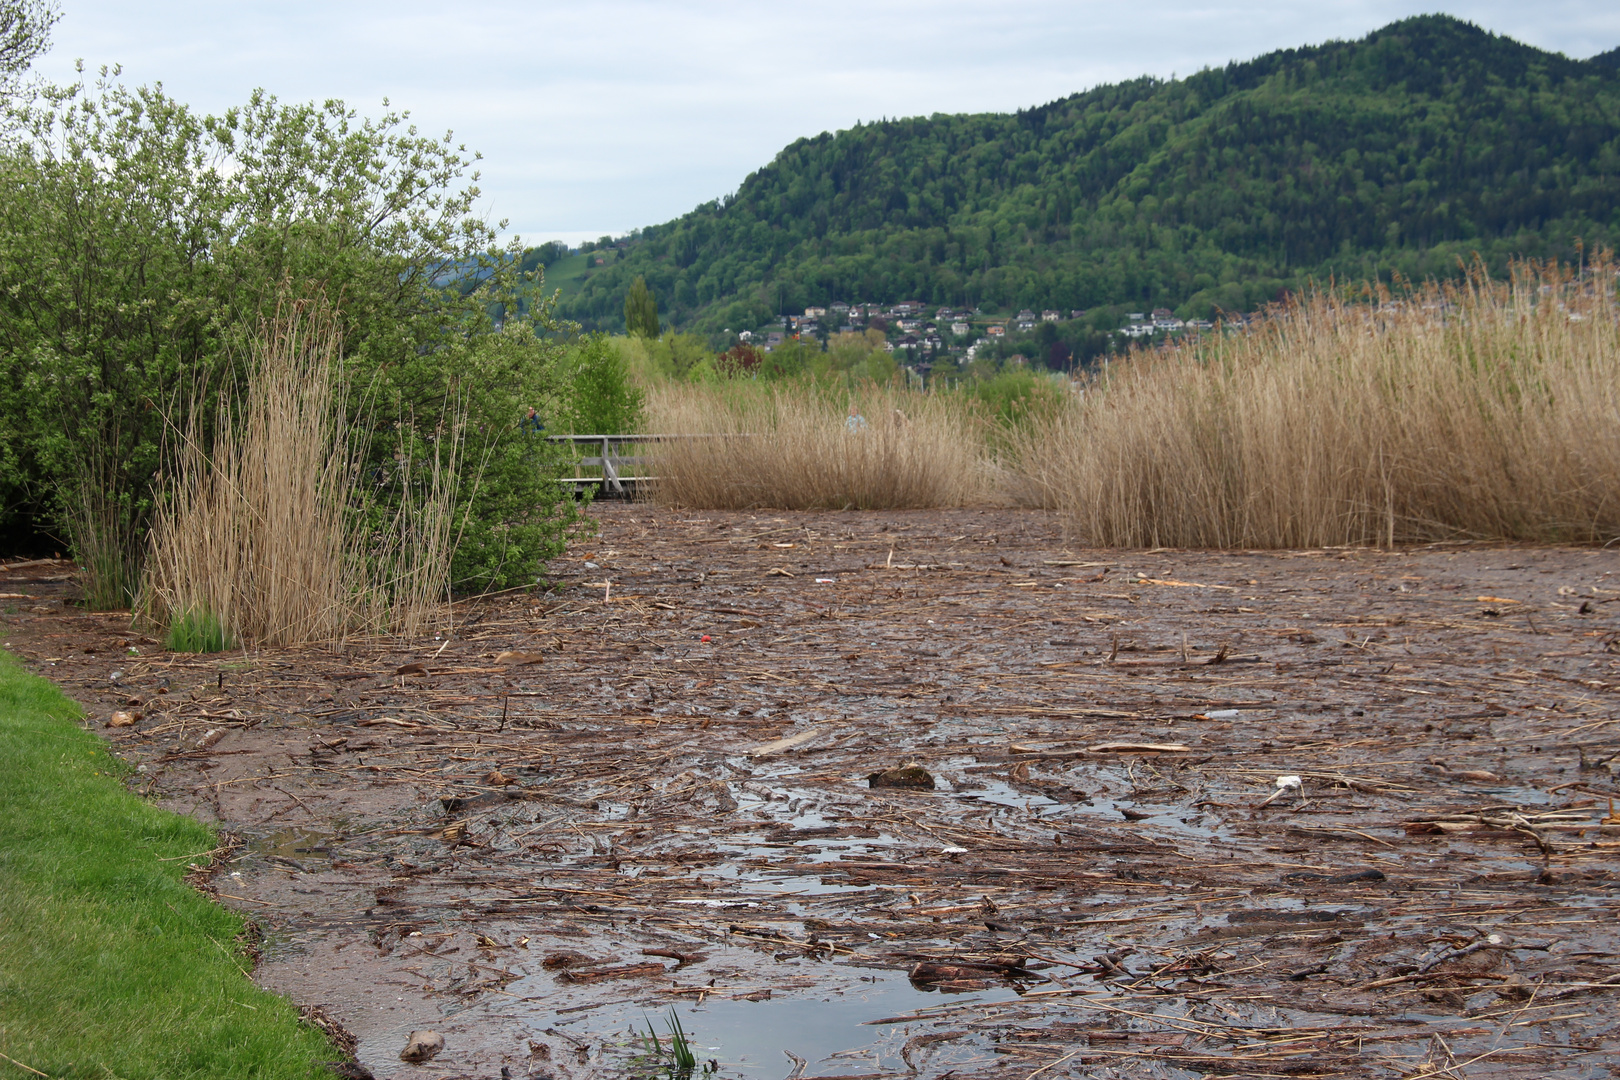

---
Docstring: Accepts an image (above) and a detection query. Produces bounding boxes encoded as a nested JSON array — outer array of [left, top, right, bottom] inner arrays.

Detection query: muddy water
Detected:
[[4, 507, 1619, 1078]]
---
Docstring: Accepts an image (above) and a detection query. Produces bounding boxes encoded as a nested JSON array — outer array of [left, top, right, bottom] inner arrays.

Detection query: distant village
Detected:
[[735, 301, 1220, 367]]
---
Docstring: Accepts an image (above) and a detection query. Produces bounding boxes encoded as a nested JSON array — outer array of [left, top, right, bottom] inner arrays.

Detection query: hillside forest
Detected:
[[547, 16, 1620, 348]]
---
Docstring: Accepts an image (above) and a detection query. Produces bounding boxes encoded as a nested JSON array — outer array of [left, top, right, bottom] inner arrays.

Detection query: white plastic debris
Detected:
[[1259, 774, 1304, 807]]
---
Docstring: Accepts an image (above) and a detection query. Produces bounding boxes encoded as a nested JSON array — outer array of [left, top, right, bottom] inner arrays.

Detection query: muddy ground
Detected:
[[3, 503, 1619, 1080]]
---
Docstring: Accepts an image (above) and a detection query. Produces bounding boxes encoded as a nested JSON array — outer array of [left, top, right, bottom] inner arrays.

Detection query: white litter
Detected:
[[1259, 774, 1304, 807]]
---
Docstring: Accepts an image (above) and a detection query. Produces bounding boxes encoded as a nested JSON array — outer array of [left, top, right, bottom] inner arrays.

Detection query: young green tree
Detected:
[[561, 334, 644, 435], [623, 275, 660, 338], [0, 0, 57, 86], [643, 331, 712, 379]]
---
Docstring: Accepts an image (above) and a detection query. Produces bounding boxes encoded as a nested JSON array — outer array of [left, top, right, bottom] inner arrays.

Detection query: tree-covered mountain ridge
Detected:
[[552, 15, 1620, 334]]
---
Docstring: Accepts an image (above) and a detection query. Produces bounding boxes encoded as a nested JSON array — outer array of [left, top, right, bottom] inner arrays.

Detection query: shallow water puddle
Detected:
[[247, 825, 336, 865], [544, 975, 1027, 1077]]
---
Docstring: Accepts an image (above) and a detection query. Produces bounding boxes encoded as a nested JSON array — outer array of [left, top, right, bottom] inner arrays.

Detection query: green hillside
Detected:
[[552, 15, 1620, 335]]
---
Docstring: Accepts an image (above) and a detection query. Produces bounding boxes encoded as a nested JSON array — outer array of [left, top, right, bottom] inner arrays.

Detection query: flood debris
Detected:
[[398, 1029, 443, 1063], [1258, 772, 1303, 805], [5, 506, 1619, 1078], [867, 763, 935, 789], [748, 724, 829, 758]]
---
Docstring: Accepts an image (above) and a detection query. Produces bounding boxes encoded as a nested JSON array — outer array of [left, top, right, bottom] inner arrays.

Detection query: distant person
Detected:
[[521, 406, 545, 436], [845, 402, 867, 433]]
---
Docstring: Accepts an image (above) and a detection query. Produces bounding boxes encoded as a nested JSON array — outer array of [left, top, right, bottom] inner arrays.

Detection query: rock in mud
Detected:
[[399, 1030, 444, 1063], [868, 763, 935, 790]]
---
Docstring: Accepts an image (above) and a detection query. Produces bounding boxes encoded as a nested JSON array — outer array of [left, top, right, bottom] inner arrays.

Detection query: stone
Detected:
[[400, 1030, 444, 1063]]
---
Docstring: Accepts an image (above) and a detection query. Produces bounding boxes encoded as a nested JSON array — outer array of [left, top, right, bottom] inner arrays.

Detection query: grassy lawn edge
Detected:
[[0, 649, 341, 1080]]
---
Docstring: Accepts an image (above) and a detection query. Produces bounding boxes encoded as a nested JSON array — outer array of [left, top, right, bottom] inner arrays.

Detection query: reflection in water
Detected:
[[563, 974, 1025, 1077]]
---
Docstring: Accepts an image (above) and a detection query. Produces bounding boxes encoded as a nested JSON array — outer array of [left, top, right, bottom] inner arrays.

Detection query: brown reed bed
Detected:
[[646, 259, 1620, 549], [644, 380, 994, 509], [142, 299, 459, 648], [1021, 258, 1620, 547]]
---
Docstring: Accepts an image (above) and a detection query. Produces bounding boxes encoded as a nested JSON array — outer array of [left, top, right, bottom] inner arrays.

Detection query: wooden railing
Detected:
[[545, 433, 657, 496], [545, 434, 755, 497]]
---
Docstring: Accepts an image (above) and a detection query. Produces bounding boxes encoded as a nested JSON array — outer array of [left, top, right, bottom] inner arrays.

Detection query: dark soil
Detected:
[[3, 504, 1618, 1079]]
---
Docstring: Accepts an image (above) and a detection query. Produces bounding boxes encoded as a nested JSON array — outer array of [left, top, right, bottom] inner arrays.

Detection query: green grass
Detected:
[[0, 650, 338, 1079], [627, 1010, 715, 1079], [540, 251, 600, 303], [165, 608, 234, 653]]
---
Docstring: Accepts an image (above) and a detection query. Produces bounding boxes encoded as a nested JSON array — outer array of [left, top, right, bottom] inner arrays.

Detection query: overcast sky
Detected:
[[33, 2, 1620, 247]]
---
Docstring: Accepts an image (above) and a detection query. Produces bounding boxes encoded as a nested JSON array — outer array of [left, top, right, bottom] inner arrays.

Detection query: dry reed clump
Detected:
[[1019, 258, 1620, 548], [644, 381, 992, 509], [143, 299, 460, 648]]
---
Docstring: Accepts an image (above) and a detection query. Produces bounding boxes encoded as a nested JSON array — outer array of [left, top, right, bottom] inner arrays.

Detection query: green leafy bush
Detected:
[[0, 71, 585, 605], [357, 313, 587, 595]]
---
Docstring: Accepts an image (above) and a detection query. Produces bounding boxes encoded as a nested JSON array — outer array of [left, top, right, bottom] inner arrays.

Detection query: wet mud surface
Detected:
[[4, 504, 1620, 1079]]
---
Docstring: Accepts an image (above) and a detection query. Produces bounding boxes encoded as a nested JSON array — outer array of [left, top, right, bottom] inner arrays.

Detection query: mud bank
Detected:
[[3, 506, 1617, 1078]]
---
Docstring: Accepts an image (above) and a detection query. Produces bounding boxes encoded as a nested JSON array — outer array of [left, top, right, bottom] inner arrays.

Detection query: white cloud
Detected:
[[33, 1, 1620, 243]]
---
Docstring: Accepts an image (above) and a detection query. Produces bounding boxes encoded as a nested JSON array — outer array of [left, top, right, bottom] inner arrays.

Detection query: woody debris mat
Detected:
[[3, 503, 1618, 1079]]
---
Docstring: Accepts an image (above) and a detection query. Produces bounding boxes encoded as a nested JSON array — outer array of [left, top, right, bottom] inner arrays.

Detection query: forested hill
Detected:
[[551, 15, 1620, 334]]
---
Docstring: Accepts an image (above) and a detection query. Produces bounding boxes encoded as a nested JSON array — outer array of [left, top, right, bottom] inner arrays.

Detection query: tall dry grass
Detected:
[[644, 258, 1620, 548], [143, 299, 460, 647], [1018, 259, 1620, 547], [645, 380, 993, 509]]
